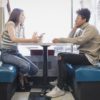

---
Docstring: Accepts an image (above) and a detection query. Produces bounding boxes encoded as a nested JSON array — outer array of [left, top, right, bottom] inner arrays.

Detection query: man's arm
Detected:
[[59, 26, 96, 45], [53, 26, 96, 45]]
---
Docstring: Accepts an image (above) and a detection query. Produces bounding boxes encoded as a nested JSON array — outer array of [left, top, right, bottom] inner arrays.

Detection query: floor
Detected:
[[11, 88, 75, 100]]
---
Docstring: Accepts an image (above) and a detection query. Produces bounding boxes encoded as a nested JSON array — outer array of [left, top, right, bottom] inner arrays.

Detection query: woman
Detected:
[[1, 8, 41, 90]]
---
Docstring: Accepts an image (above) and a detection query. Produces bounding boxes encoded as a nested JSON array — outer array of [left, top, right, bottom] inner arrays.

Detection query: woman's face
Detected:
[[19, 11, 25, 25]]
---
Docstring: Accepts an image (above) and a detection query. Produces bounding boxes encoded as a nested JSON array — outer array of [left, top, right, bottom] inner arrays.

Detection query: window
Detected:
[[7, 0, 72, 43], [5, 0, 99, 55], [5, 0, 72, 55]]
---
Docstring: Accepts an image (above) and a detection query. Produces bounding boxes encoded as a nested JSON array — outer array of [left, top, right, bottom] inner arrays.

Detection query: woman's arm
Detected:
[[7, 22, 40, 43]]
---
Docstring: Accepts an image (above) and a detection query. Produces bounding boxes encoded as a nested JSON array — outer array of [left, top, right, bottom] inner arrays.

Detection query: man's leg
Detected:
[[46, 52, 91, 97], [57, 52, 91, 90]]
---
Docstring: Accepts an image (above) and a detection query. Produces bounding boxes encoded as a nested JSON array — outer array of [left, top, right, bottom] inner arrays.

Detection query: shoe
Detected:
[[46, 86, 65, 98], [49, 80, 57, 86], [25, 81, 33, 89]]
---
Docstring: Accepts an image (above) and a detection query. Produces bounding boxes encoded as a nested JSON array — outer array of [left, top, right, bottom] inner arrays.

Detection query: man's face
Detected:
[[75, 15, 86, 28]]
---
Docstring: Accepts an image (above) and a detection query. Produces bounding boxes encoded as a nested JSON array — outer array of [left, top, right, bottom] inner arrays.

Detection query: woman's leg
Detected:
[[1, 51, 34, 89], [16, 53, 39, 75], [1, 52, 31, 75], [15, 53, 39, 87]]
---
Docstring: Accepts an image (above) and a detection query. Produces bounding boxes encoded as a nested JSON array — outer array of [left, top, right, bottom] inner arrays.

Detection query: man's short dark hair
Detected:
[[77, 8, 91, 22]]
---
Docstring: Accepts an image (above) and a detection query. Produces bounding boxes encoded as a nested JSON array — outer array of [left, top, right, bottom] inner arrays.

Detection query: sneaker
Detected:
[[46, 86, 65, 98], [49, 80, 57, 86]]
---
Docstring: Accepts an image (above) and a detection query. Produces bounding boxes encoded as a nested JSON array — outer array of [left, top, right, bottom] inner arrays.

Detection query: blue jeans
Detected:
[[1, 49, 39, 76]]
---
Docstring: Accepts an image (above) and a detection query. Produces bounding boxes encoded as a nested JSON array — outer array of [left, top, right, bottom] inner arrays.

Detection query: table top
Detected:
[[19, 43, 73, 46], [19, 43, 73, 50], [18, 43, 79, 56]]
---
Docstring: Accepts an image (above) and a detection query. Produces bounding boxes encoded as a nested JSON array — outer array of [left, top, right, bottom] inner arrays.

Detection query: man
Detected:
[[0, 0, 11, 35], [46, 8, 100, 98]]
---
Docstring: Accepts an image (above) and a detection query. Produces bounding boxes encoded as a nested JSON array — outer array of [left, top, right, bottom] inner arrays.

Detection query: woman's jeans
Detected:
[[1, 49, 39, 76]]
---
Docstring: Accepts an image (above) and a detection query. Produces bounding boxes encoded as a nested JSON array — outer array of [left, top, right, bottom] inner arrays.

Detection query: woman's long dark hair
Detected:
[[8, 8, 23, 26], [8, 8, 25, 37]]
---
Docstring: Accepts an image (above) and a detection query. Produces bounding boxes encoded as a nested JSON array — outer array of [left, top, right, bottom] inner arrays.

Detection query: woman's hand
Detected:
[[38, 33, 45, 43], [32, 32, 41, 43]]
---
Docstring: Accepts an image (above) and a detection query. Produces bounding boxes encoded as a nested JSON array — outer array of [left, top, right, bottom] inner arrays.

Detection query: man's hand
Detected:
[[52, 38, 60, 43], [72, 24, 78, 31]]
